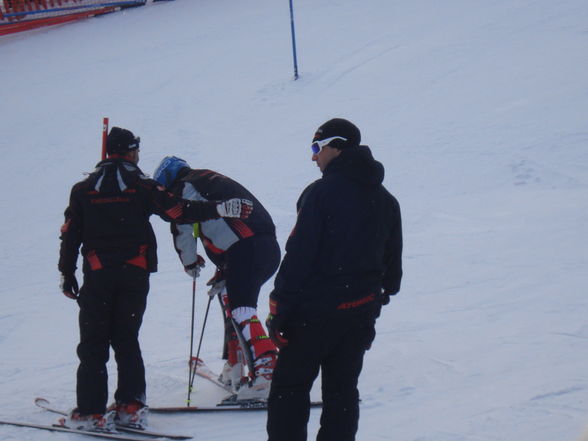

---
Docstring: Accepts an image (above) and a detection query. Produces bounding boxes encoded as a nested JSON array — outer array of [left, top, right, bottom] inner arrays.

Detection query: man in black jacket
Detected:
[[153, 157, 280, 401], [58, 127, 252, 432], [266, 118, 402, 441]]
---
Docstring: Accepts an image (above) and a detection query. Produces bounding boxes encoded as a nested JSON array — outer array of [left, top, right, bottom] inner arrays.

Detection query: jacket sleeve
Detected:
[[58, 188, 83, 275], [382, 196, 403, 294], [273, 184, 324, 305], [169, 181, 203, 267], [171, 222, 199, 267], [146, 180, 220, 224]]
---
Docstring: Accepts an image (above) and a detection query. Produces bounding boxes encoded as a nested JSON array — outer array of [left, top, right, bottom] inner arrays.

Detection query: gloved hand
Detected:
[[206, 267, 226, 297], [60, 273, 79, 299], [380, 289, 397, 305], [184, 255, 206, 279], [266, 295, 289, 348], [216, 198, 253, 219]]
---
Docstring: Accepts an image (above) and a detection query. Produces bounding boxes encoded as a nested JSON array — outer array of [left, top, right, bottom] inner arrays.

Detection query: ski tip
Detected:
[[34, 397, 50, 406]]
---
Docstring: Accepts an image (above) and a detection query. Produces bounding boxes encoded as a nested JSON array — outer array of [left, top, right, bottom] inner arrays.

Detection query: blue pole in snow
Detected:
[[288, 0, 299, 80]]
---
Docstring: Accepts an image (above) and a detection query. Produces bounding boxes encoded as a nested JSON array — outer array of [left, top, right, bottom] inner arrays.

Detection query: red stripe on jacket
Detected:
[[165, 204, 183, 220], [86, 250, 103, 271], [230, 219, 254, 239]]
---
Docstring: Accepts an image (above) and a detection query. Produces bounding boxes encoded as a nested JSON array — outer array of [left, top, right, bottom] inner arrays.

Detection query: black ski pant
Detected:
[[224, 234, 281, 309], [267, 309, 377, 441], [76, 266, 149, 415], [216, 234, 281, 360]]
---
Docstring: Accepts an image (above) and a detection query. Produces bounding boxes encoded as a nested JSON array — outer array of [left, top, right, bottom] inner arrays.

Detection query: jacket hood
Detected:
[[323, 145, 384, 186], [96, 156, 139, 169]]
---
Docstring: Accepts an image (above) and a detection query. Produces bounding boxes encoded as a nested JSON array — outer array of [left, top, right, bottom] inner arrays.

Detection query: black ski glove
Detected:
[[184, 255, 206, 279], [206, 267, 226, 297], [380, 289, 398, 305], [60, 273, 79, 299], [266, 294, 289, 348], [206, 267, 225, 287]]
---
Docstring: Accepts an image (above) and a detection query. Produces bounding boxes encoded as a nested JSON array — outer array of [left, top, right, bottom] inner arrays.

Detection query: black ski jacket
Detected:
[[59, 157, 221, 275], [169, 168, 276, 268], [272, 145, 403, 322]]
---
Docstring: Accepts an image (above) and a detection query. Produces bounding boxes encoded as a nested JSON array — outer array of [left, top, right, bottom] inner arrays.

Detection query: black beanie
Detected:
[[106, 127, 140, 155], [312, 118, 361, 149]]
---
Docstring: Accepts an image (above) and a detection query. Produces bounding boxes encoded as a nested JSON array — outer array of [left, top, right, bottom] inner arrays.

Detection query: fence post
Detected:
[[101, 117, 109, 160]]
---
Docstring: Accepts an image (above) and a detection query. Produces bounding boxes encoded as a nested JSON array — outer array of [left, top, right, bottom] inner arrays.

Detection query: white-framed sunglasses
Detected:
[[311, 136, 347, 154], [128, 136, 141, 150]]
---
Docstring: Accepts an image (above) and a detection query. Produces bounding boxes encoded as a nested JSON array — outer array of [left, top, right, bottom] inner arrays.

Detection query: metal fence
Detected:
[[0, 1, 148, 35]]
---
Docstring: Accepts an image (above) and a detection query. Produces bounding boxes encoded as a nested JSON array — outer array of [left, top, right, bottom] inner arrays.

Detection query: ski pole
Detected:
[[187, 275, 197, 406], [196, 297, 213, 365], [188, 295, 213, 401]]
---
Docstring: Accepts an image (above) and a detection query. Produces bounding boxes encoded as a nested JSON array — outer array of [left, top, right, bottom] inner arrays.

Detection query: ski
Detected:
[[34, 397, 192, 440], [34, 397, 69, 416], [0, 419, 151, 441], [190, 358, 234, 393], [105, 424, 192, 440], [150, 400, 323, 413]]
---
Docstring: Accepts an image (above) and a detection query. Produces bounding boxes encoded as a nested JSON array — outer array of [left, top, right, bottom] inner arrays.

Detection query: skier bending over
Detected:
[[153, 156, 280, 401]]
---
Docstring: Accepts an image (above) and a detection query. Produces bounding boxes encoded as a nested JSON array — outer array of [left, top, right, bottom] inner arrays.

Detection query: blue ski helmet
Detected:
[[153, 156, 190, 188]]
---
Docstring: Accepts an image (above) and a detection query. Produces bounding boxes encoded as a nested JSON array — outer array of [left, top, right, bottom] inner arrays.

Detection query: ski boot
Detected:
[[219, 359, 247, 390], [236, 350, 277, 401], [229, 310, 278, 401], [59, 408, 116, 432], [109, 401, 148, 430]]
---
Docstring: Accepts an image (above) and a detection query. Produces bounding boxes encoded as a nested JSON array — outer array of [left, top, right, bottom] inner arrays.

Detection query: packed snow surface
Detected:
[[1, 1, 587, 440]]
